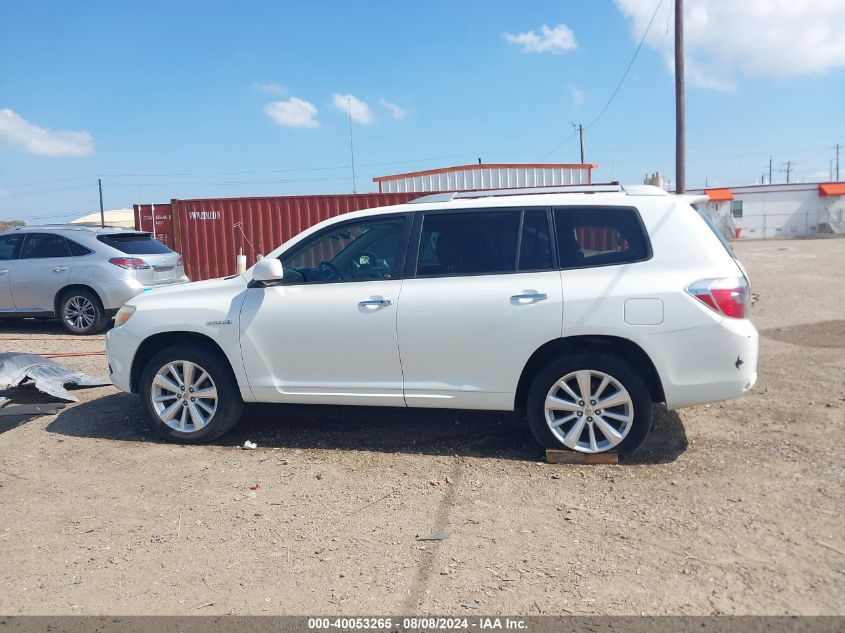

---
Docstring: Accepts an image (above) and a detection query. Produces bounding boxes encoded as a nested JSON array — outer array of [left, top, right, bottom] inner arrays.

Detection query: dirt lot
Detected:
[[0, 238, 843, 616]]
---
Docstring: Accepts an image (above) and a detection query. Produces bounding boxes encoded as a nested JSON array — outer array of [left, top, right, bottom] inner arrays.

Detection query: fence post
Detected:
[[763, 211, 766, 240], [805, 210, 809, 235]]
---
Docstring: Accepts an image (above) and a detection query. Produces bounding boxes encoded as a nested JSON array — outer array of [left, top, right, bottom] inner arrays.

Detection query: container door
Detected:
[[239, 214, 409, 406], [10, 233, 72, 313], [397, 209, 563, 410]]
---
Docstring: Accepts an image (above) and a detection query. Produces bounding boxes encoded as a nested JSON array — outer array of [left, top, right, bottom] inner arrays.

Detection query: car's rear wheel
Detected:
[[526, 353, 652, 455], [140, 345, 243, 443], [59, 289, 107, 335]]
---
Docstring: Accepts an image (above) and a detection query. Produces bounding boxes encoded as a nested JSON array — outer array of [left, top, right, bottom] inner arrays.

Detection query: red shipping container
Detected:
[[170, 193, 425, 281], [133, 203, 175, 249]]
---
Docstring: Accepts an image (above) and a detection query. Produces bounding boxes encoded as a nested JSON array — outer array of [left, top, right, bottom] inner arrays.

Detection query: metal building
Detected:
[[690, 182, 845, 239], [373, 163, 595, 194]]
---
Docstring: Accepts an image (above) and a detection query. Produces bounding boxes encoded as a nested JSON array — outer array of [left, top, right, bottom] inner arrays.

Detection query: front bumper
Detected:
[[105, 325, 142, 392]]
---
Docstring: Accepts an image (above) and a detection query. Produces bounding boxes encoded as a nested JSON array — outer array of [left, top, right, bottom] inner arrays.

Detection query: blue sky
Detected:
[[1, 0, 843, 222]]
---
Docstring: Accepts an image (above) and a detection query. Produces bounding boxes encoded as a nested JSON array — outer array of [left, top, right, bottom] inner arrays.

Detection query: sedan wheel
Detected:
[[151, 360, 218, 433], [544, 369, 634, 453]]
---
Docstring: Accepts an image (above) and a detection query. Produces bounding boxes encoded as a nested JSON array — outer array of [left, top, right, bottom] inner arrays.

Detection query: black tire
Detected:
[[139, 344, 243, 444], [526, 352, 652, 455], [58, 288, 108, 335]]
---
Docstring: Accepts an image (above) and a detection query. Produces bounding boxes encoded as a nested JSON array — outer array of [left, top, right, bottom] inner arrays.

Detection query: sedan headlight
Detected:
[[114, 305, 136, 327]]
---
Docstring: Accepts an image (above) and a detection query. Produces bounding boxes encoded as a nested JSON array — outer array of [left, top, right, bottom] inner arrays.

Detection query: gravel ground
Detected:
[[0, 238, 842, 616]]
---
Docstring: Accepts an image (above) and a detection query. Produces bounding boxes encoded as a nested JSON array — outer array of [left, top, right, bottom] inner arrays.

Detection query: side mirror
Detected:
[[251, 257, 284, 284]]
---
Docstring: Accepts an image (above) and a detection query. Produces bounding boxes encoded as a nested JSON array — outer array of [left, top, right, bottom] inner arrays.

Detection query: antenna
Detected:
[[347, 97, 357, 194]]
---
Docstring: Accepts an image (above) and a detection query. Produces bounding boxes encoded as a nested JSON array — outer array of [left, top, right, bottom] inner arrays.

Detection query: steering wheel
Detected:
[[352, 251, 378, 271], [318, 260, 343, 280]]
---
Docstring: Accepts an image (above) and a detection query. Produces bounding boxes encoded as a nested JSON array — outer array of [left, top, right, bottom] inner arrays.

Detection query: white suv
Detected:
[[106, 185, 758, 455]]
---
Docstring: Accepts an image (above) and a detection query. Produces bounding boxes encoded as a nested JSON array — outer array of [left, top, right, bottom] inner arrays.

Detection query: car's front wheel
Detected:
[[526, 353, 652, 455], [140, 345, 243, 443]]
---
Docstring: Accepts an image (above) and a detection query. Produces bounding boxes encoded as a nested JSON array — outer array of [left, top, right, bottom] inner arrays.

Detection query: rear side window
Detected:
[[554, 207, 650, 269], [416, 210, 520, 276], [20, 233, 71, 259], [97, 233, 172, 254], [0, 234, 23, 260], [67, 239, 92, 256]]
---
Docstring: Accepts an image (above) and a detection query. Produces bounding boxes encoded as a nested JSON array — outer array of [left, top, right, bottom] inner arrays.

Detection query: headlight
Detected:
[[114, 305, 136, 327]]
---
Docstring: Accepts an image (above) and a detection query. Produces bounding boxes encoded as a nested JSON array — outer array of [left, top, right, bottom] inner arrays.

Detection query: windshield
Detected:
[[97, 233, 173, 254]]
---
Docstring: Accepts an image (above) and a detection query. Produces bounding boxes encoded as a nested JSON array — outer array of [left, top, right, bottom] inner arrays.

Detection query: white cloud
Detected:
[[255, 82, 288, 95], [570, 86, 585, 106], [615, 0, 845, 89], [503, 24, 577, 54], [379, 98, 406, 120], [263, 97, 320, 128], [332, 94, 374, 124], [0, 109, 94, 157]]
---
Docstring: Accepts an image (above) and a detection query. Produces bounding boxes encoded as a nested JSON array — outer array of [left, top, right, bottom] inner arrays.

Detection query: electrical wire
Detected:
[[585, 0, 664, 130]]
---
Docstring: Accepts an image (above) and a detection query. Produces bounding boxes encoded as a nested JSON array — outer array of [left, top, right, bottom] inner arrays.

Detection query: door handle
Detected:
[[358, 298, 393, 307], [510, 292, 548, 303], [53, 266, 68, 273]]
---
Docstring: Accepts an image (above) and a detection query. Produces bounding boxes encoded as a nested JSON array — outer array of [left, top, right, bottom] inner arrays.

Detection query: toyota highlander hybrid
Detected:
[[105, 185, 758, 454]]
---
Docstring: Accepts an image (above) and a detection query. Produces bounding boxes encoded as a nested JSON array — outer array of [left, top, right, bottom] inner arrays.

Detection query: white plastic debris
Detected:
[[242, 440, 258, 450]]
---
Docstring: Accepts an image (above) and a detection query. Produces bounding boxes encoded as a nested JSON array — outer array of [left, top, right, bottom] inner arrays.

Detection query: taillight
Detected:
[[687, 277, 750, 319], [109, 257, 150, 270], [176, 255, 183, 267]]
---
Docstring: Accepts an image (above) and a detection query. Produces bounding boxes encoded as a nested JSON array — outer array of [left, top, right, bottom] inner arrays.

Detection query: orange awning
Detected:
[[819, 183, 845, 197], [704, 188, 734, 202]]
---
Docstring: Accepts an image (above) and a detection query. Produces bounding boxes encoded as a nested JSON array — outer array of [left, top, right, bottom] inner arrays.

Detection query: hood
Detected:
[[130, 274, 246, 306]]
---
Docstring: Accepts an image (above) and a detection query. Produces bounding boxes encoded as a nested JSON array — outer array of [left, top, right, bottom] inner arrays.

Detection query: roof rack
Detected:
[[408, 183, 624, 204]]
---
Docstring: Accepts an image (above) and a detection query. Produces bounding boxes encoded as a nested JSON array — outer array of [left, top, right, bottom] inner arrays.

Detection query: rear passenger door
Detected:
[[397, 208, 563, 410], [10, 233, 72, 313]]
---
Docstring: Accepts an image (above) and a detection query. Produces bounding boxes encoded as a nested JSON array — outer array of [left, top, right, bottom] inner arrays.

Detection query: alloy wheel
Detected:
[[150, 360, 218, 433], [63, 296, 96, 331], [544, 369, 634, 453]]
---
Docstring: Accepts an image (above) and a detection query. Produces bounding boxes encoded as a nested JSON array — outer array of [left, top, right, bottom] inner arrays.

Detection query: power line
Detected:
[[540, 0, 664, 160], [586, 0, 665, 130]]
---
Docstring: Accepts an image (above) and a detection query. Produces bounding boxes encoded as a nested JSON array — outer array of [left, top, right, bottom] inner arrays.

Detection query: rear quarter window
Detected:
[[97, 233, 173, 254], [553, 206, 651, 269]]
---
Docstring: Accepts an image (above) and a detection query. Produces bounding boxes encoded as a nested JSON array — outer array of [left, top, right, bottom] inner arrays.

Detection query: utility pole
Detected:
[[347, 97, 357, 194], [674, 0, 685, 193], [836, 143, 840, 181], [768, 156, 773, 185], [572, 123, 585, 163], [98, 178, 104, 228], [780, 161, 793, 184]]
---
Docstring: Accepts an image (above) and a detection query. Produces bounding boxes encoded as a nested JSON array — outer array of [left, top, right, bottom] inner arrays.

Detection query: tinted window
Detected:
[[0, 234, 23, 260], [731, 200, 743, 218], [20, 233, 71, 259], [280, 217, 405, 284], [518, 210, 553, 271], [97, 233, 172, 254], [67, 239, 92, 256], [554, 207, 649, 269], [417, 211, 520, 276]]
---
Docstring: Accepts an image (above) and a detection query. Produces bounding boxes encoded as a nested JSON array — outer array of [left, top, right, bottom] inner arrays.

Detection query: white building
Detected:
[[688, 183, 845, 239]]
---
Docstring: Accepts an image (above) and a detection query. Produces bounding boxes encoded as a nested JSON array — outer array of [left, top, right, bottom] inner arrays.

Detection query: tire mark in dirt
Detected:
[[401, 459, 463, 612]]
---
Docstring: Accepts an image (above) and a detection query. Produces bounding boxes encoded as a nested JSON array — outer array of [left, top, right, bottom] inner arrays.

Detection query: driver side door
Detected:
[[239, 213, 411, 406]]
